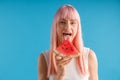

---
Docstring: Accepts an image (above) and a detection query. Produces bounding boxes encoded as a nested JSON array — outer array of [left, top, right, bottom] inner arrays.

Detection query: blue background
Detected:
[[0, 0, 120, 80]]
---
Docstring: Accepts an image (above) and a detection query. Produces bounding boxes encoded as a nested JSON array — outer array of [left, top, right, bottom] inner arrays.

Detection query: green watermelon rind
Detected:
[[54, 49, 80, 58]]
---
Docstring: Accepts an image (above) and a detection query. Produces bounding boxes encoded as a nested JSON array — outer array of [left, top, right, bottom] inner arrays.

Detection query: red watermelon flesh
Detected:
[[54, 40, 80, 57]]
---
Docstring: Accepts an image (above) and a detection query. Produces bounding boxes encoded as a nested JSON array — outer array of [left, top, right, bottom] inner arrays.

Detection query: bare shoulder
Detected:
[[88, 49, 98, 80], [88, 49, 98, 64], [38, 53, 48, 80]]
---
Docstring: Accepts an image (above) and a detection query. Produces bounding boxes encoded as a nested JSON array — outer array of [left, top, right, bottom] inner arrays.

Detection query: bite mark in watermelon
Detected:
[[54, 40, 80, 57]]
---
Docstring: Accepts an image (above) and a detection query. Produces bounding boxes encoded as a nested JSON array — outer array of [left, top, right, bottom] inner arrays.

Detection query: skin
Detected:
[[88, 50, 98, 80], [56, 18, 78, 45], [38, 18, 98, 80], [38, 54, 48, 80]]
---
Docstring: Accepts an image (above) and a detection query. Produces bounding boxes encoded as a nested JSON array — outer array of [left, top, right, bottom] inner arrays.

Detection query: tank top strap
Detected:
[[84, 47, 90, 63], [42, 51, 49, 66]]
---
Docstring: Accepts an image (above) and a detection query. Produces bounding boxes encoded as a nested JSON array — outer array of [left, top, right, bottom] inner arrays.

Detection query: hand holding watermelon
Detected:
[[54, 40, 79, 80], [54, 54, 72, 80]]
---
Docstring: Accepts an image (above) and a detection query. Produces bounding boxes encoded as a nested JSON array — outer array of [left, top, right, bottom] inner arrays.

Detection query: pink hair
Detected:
[[47, 4, 88, 78]]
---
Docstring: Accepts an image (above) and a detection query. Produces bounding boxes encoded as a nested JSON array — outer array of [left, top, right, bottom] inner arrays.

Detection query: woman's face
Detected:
[[56, 18, 78, 44]]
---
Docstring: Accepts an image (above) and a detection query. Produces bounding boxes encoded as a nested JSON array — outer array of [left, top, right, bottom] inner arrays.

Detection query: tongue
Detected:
[[64, 35, 70, 40]]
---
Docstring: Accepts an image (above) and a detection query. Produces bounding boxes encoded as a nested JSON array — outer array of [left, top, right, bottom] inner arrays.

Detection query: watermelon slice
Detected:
[[54, 40, 80, 57]]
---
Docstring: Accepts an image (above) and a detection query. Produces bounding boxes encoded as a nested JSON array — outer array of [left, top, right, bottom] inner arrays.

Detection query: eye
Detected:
[[71, 21, 76, 25], [59, 21, 66, 24]]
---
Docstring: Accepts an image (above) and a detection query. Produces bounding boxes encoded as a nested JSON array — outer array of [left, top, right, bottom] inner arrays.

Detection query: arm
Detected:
[[88, 50, 98, 80], [38, 54, 48, 80]]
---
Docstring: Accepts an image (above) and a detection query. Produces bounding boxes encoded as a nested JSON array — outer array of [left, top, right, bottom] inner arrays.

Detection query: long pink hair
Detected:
[[47, 4, 88, 77]]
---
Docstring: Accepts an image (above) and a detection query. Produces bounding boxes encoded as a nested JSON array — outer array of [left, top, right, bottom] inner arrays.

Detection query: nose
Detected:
[[65, 22, 71, 30]]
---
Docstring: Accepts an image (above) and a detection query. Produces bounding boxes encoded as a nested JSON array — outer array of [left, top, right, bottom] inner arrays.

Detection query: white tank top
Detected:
[[42, 47, 90, 80]]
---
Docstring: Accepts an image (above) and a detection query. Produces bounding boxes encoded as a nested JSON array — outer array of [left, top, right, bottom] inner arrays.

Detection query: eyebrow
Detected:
[[60, 19, 77, 21]]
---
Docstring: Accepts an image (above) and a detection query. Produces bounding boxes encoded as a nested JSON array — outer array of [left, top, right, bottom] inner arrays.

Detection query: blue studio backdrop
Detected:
[[0, 0, 120, 80]]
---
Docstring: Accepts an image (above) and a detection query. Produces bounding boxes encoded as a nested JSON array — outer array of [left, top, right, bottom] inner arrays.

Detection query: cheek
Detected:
[[56, 26, 62, 37], [73, 26, 78, 35]]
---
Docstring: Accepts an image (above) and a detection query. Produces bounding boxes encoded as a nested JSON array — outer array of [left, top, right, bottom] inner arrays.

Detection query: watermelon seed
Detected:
[[66, 48, 68, 50]]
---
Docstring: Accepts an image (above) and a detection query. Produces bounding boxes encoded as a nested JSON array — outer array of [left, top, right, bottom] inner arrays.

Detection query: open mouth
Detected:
[[63, 32, 72, 36], [62, 32, 72, 40]]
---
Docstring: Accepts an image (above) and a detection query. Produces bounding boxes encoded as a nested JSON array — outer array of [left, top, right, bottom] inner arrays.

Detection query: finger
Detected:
[[58, 58, 72, 68], [56, 55, 72, 65], [55, 54, 71, 62], [55, 53, 64, 60], [60, 56, 72, 62], [55, 55, 63, 61], [56, 57, 71, 64], [58, 58, 72, 65], [62, 58, 72, 65]]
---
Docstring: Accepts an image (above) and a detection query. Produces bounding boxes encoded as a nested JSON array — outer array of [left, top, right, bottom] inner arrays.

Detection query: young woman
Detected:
[[38, 4, 98, 80]]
